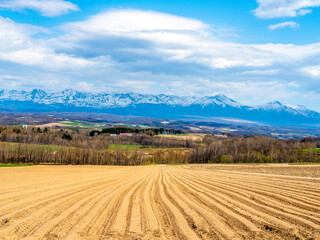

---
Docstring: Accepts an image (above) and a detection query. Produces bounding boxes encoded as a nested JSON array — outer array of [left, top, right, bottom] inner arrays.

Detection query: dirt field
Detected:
[[0, 165, 319, 240]]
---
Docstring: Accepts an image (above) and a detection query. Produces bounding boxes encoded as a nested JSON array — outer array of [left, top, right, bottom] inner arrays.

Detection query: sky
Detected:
[[0, 0, 320, 110]]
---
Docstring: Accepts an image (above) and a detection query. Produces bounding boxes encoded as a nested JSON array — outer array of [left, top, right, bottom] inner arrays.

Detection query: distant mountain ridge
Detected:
[[0, 89, 319, 125]]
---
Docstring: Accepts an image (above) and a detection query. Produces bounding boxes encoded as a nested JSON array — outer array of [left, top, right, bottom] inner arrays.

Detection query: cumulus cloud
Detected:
[[0, 17, 47, 50], [0, 16, 110, 71], [269, 21, 299, 31], [0, 0, 79, 17], [57, 9, 320, 71], [254, 0, 320, 19]]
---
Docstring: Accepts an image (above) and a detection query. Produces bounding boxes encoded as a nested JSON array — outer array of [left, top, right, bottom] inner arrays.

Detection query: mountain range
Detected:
[[0, 89, 319, 125]]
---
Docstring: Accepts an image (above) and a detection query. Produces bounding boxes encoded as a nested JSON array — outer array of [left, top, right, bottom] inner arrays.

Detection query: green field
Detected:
[[0, 164, 34, 167], [60, 122, 96, 128], [302, 148, 320, 153], [1, 142, 145, 152], [110, 144, 144, 150]]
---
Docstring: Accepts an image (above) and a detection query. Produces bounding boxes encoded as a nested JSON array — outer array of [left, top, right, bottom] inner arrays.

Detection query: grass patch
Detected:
[[60, 122, 96, 128], [110, 144, 144, 150], [303, 148, 320, 153], [0, 163, 34, 167]]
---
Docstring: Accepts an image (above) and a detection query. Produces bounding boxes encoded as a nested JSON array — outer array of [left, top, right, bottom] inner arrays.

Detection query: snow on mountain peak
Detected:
[[0, 89, 319, 121], [255, 101, 286, 111], [30, 89, 47, 99], [294, 105, 308, 111], [194, 94, 241, 108]]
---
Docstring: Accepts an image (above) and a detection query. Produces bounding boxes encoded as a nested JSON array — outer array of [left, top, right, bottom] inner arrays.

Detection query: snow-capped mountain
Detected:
[[0, 89, 209, 108], [293, 105, 320, 119], [193, 94, 242, 108], [253, 101, 291, 111], [251, 101, 302, 115], [0, 89, 319, 125]]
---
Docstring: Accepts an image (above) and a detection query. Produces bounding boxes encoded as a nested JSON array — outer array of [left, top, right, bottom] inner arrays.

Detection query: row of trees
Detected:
[[90, 127, 183, 136], [0, 127, 112, 149], [0, 126, 320, 165], [188, 136, 319, 163], [0, 126, 195, 149], [0, 143, 188, 165]]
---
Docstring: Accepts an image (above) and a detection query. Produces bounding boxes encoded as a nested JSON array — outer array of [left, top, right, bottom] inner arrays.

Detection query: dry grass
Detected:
[[29, 122, 68, 128], [156, 134, 205, 142]]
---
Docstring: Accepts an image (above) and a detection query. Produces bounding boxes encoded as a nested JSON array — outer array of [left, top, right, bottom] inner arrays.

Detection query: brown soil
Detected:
[[186, 164, 320, 178], [0, 164, 319, 239]]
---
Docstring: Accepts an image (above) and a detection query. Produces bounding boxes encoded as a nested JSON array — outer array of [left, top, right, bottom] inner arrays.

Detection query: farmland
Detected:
[[0, 164, 319, 239], [109, 144, 144, 150]]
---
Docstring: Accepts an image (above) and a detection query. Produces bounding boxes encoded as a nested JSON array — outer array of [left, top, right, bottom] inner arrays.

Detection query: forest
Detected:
[[0, 126, 319, 165]]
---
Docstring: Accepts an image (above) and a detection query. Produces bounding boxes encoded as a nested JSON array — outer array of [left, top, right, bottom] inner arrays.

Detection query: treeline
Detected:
[[0, 126, 194, 149], [188, 136, 320, 163], [0, 143, 188, 165], [132, 135, 196, 148], [301, 137, 320, 148], [0, 126, 111, 149], [0, 126, 320, 165], [90, 127, 183, 136]]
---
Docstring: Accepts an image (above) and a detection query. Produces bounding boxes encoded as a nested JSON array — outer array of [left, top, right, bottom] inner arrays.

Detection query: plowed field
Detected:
[[0, 165, 319, 239]]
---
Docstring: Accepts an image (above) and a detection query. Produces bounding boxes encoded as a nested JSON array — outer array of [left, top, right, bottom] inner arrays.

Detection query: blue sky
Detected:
[[0, 0, 320, 110]]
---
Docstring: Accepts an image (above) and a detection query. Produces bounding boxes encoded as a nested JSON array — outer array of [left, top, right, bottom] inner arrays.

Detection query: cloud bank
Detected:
[[0, 9, 320, 109]]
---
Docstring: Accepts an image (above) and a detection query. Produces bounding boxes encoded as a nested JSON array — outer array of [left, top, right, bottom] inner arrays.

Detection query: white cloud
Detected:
[[0, 17, 110, 71], [0, 0, 79, 17], [70, 9, 208, 32], [0, 17, 47, 50], [58, 9, 320, 71], [301, 65, 320, 78], [254, 0, 320, 19], [240, 69, 279, 75], [3, 9, 320, 73], [1, 9, 320, 109], [297, 9, 312, 16], [205, 81, 301, 104], [77, 82, 93, 91], [0, 47, 99, 70], [269, 21, 299, 31]]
